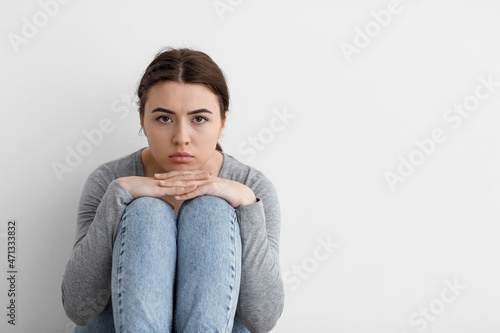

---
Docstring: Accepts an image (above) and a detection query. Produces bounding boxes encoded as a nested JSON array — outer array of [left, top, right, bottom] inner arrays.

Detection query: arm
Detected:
[[235, 173, 284, 332], [61, 168, 210, 325], [61, 167, 135, 326]]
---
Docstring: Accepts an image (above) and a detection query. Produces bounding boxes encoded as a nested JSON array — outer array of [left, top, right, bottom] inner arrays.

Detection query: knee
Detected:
[[121, 197, 176, 233], [177, 195, 240, 252], [177, 195, 236, 234], [179, 195, 234, 218], [126, 197, 171, 215]]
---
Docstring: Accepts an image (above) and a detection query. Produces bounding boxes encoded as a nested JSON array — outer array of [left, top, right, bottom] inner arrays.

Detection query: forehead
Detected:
[[145, 81, 219, 112]]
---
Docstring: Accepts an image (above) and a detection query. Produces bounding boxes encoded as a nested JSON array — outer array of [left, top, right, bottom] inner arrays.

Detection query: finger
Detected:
[[158, 179, 212, 187], [161, 184, 197, 196], [154, 170, 212, 180], [174, 185, 207, 200], [154, 170, 209, 179]]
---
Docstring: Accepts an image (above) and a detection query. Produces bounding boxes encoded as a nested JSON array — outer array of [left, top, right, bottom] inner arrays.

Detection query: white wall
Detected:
[[1, 0, 499, 332]]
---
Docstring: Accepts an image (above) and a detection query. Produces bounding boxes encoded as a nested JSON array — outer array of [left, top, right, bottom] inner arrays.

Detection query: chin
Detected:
[[162, 160, 199, 172]]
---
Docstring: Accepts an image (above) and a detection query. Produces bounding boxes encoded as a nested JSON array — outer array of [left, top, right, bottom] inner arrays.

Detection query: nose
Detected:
[[172, 121, 190, 145]]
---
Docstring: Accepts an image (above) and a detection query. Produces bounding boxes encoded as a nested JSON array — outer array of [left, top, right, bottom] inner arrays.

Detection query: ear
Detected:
[[138, 108, 146, 136], [138, 108, 143, 127], [218, 111, 229, 139]]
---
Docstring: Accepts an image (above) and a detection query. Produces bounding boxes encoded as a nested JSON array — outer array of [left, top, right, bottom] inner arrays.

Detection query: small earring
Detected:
[[138, 127, 144, 136]]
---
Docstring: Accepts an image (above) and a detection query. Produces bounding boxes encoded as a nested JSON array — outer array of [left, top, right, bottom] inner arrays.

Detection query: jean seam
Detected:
[[224, 209, 238, 333], [115, 214, 128, 333]]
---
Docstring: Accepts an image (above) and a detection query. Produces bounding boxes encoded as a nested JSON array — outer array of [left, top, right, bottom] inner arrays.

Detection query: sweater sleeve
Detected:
[[234, 172, 284, 332], [61, 166, 135, 326]]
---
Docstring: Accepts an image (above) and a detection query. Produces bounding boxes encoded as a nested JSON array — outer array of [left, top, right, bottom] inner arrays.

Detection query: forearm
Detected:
[[62, 228, 113, 326], [235, 201, 284, 332], [62, 180, 134, 325]]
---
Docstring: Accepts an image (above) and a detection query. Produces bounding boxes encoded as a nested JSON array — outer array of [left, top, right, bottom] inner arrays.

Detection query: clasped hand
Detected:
[[116, 170, 256, 212]]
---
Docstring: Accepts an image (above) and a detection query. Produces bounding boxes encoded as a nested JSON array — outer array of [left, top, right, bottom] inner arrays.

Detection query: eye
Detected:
[[193, 116, 208, 124], [157, 115, 172, 124]]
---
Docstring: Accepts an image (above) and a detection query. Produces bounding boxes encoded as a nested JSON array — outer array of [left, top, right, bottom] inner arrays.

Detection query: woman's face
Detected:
[[141, 81, 226, 172]]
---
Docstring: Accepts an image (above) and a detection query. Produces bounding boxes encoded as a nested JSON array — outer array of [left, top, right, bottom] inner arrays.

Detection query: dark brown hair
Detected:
[[136, 47, 229, 151]]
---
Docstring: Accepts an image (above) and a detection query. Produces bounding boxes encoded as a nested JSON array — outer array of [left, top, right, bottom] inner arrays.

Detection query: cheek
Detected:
[[145, 127, 171, 149], [194, 123, 220, 138], [146, 122, 169, 137]]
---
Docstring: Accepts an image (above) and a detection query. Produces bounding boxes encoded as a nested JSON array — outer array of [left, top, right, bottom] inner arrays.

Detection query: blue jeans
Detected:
[[75, 195, 250, 333]]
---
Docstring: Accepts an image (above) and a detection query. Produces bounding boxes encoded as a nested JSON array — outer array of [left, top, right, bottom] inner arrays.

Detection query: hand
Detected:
[[154, 171, 257, 208], [115, 170, 211, 205]]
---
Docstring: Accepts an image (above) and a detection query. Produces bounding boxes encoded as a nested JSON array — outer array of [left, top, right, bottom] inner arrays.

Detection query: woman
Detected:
[[61, 47, 284, 332]]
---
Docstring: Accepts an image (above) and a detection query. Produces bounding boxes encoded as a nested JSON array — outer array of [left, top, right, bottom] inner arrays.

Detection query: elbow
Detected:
[[61, 281, 92, 327], [243, 307, 284, 333], [265, 293, 285, 332], [264, 278, 285, 331], [65, 309, 89, 327], [240, 291, 285, 333], [258, 304, 284, 332], [62, 296, 92, 327]]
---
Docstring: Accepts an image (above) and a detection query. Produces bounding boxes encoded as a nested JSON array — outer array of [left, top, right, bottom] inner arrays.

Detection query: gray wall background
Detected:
[[1, 0, 499, 332]]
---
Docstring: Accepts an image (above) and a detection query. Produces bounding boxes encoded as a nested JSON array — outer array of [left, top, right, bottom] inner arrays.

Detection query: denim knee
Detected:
[[119, 197, 176, 236], [126, 196, 171, 213], [177, 195, 237, 239], [179, 195, 234, 216]]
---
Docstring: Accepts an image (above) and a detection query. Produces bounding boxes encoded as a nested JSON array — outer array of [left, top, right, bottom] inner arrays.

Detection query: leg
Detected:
[[174, 195, 242, 333], [111, 197, 177, 333]]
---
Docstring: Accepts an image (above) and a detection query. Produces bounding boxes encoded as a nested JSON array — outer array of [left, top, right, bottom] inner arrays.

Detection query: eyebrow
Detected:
[[151, 107, 213, 115]]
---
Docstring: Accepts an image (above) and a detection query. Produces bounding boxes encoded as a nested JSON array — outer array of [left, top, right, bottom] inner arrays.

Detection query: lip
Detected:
[[169, 152, 193, 157], [169, 152, 194, 163]]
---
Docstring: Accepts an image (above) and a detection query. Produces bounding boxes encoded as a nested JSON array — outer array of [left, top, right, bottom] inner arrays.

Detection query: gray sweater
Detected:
[[61, 148, 284, 332]]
